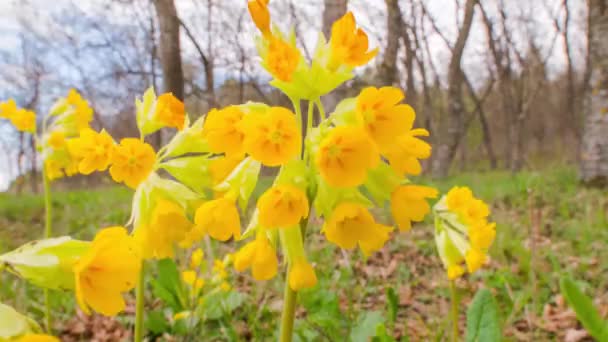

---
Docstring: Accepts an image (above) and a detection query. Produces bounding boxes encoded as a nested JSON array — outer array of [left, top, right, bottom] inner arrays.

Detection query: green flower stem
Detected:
[[449, 280, 459, 342], [42, 166, 52, 333], [315, 98, 325, 120], [134, 262, 146, 342], [292, 98, 302, 132]]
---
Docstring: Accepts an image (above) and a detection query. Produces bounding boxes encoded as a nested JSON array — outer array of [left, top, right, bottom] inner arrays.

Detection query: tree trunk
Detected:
[[432, 0, 477, 178], [153, 0, 184, 148], [322, 0, 348, 39], [377, 0, 401, 86], [580, 0, 608, 185]]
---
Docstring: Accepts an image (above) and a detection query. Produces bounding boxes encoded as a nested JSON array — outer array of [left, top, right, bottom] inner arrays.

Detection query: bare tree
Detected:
[[376, 0, 402, 86], [322, 0, 348, 38], [580, 0, 608, 185], [153, 0, 184, 101]]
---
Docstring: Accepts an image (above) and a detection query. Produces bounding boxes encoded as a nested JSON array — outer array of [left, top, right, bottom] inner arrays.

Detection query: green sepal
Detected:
[[330, 97, 357, 126], [162, 114, 209, 158], [0, 303, 42, 340], [159, 155, 212, 194], [214, 157, 261, 211], [313, 176, 372, 218], [240, 209, 260, 241], [275, 159, 308, 190], [279, 225, 305, 265], [136, 87, 164, 137], [0, 237, 90, 291], [364, 162, 402, 205]]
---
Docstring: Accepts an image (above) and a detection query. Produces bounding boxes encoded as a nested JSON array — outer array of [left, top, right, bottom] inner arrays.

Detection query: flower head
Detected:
[[16, 334, 60, 342], [257, 184, 308, 228], [234, 234, 278, 281], [288, 259, 317, 290], [47, 131, 66, 150], [0, 99, 18, 119], [190, 248, 204, 269], [315, 126, 379, 188], [64, 89, 93, 131], [329, 12, 378, 69], [266, 36, 301, 82], [109, 138, 156, 188], [203, 106, 245, 156], [242, 107, 301, 166], [10, 109, 36, 133], [356, 87, 414, 151], [391, 185, 438, 231], [67, 129, 114, 175], [194, 197, 241, 241], [322, 202, 393, 256], [74, 227, 141, 316], [383, 129, 431, 175], [154, 93, 185, 130], [45, 159, 65, 181], [248, 0, 271, 37]]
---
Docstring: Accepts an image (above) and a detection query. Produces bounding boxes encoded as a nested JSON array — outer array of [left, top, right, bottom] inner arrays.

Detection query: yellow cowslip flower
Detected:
[[202, 106, 245, 156], [288, 259, 317, 291], [390, 185, 438, 231], [464, 248, 487, 273], [173, 311, 191, 321], [154, 93, 185, 130], [356, 87, 414, 151], [0, 98, 18, 118], [257, 184, 309, 228], [65, 89, 93, 131], [213, 259, 229, 280], [328, 12, 378, 69], [248, 0, 270, 37], [181, 270, 196, 285], [267, 36, 301, 82], [445, 186, 474, 213], [233, 234, 278, 281], [322, 202, 393, 256], [135, 199, 193, 259], [67, 129, 114, 175], [383, 129, 431, 176], [242, 107, 301, 166], [190, 248, 204, 269], [194, 197, 241, 241], [64, 157, 80, 177], [469, 222, 496, 250], [74, 226, 141, 316], [109, 138, 156, 188], [447, 265, 465, 280], [315, 126, 379, 188], [47, 131, 66, 150], [44, 159, 65, 181], [10, 109, 36, 133], [220, 281, 231, 292], [15, 334, 60, 342], [209, 155, 244, 198]]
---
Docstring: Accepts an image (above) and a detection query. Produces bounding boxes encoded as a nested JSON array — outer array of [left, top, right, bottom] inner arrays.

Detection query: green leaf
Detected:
[[202, 291, 246, 320], [145, 310, 170, 335], [364, 163, 401, 205], [350, 311, 384, 342], [465, 288, 501, 342], [0, 302, 41, 339], [372, 323, 397, 342], [386, 287, 399, 325], [151, 259, 185, 311], [560, 277, 608, 341]]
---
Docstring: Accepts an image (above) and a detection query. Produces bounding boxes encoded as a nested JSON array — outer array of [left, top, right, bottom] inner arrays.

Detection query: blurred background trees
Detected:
[[0, 0, 605, 191]]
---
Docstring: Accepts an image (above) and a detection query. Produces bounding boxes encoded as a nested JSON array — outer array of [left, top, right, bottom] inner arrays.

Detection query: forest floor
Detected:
[[0, 166, 606, 341]]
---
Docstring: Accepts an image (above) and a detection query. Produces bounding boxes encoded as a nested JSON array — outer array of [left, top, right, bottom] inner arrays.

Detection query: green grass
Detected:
[[0, 166, 606, 340]]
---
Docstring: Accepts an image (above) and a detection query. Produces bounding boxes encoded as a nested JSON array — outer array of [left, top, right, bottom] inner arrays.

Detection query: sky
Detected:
[[0, 0, 587, 191]]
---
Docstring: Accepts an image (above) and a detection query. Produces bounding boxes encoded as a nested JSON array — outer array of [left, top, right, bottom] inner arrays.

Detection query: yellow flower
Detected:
[[109, 138, 156, 188], [329, 12, 378, 69], [154, 93, 185, 130], [322, 202, 393, 256], [391, 185, 438, 231], [242, 107, 301, 166], [44, 159, 65, 181], [190, 248, 204, 269], [469, 222, 496, 250], [464, 248, 487, 273], [288, 259, 317, 291], [194, 197, 241, 241], [203, 106, 245, 156], [47, 131, 66, 150], [315, 126, 379, 188], [248, 0, 270, 37], [220, 281, 231, 292], [182, 270, 196, 285], [383, 129, 431, 175], [194, 278, 205, 291], [173, 311, 191, 321], [67, 129, 114, 175], [267, 36, 301, 82], [135, 200, 193, 259], [257, 184, 308, 228], [213, 259, 228, 279], [356, 87, 416, 151], [234, 235, 278, 281], [65, 89, 93, 131], [74, 227, 141, 316], [10, 109, 36, 133], [0, 98, 18, 119], [15, 334, 60, 342], [210, 155, 243, 185], [462, 199, 490, 226], [445, 186, 474, 213], [447, 265, 465, 280]]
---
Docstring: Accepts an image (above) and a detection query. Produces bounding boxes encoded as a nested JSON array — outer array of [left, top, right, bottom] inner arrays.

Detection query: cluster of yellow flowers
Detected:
[[181, 248, 232, 297], [0, 99, 36, 133], [433, 186, 496, 279]]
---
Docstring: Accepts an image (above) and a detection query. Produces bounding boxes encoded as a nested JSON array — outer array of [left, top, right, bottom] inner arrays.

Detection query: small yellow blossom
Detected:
[[15, 334, 60, 342], [10, 109, 36, 133], [383, 129, 431, 175], [234, 234, 278, 281], [194, 197, 241, 241], [288, 259, 317, 291], [210, 155, 243, 185], [445, 186, 474, 213], [267, 36, 301, 82], [390, 185, 438, 231], [136, 200, 193, 259], [329, 12, 378, 69], [356, 87, 414, 151], [203, 106, 245, 156], [220, 281, 231, 292], [0, 98, 18, 119], [190, 248, 204, 269], [154, 93, 185, 130], [322, 202, 393, 256], [74, 227, 141, 316], [173, 311, 191, 321], [242, 107, 301, 166], [469, 222, 496, 250], [65, 89, 93, 131], [182, 270, 196, 285], [315, 126, 379, 188], [45, 159, 65, 181], [447, 265, 465, 280], [68, 129, 114, 175], [109, 138, 156, 188], [248, 0, 270, 37], [257, 184, 308, 228], [213, 259, 229, 279], [47, 131, 66, 150], [464, 248, 487, 273]]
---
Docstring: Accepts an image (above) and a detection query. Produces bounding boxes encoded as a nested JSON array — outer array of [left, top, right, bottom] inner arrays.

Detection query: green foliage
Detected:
[[466, 288, 501, 342], [560, 277, 608, 342], [350, 310, 384, 342], [151, 259, 186, 312], [202, 290, 246, 320]]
